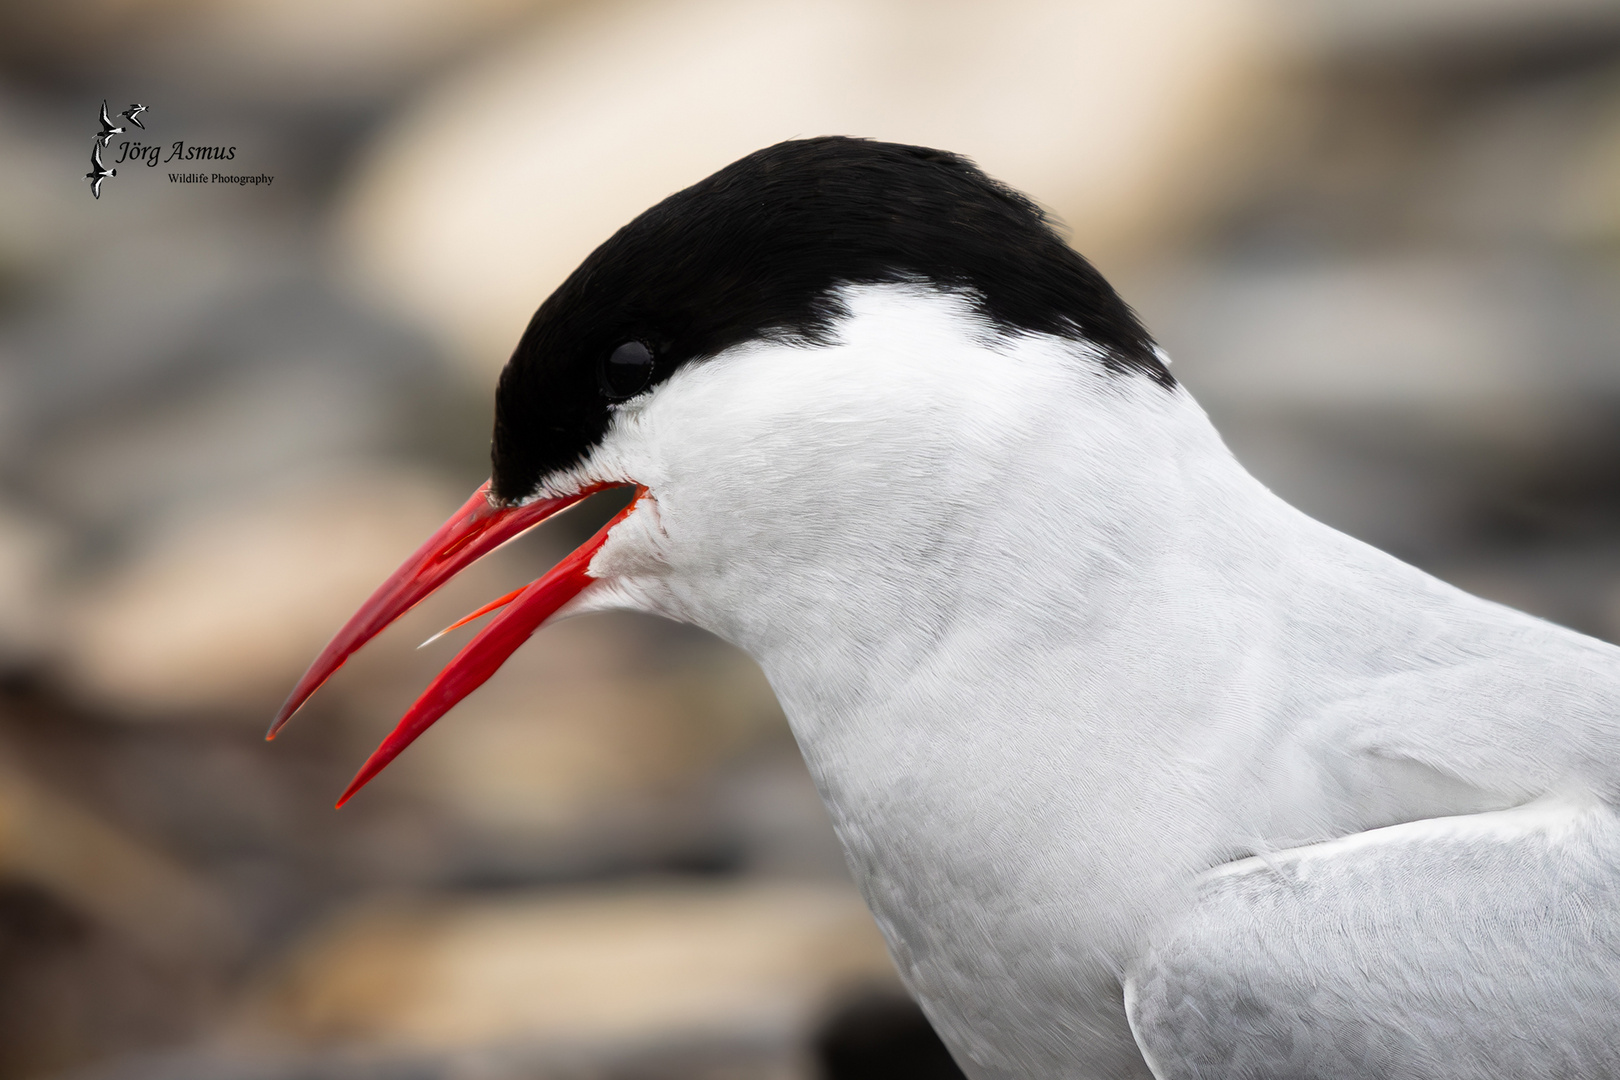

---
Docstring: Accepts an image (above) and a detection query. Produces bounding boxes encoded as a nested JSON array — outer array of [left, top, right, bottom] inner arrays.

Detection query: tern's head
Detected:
[[490, 136, 1167, 503], [272, 137, 1177, 802]]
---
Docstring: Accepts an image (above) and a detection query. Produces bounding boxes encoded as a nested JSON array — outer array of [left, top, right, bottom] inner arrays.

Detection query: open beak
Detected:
[[267, 479, 644, 807]]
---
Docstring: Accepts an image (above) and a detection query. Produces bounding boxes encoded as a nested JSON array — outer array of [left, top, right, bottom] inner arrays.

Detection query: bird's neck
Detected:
[[584, 288, 1413, 1073], [654, 357, 1298, 1078], [745, 378, 1283, 759], [586, 282, 1376, 844], [610, 287, 1296, 766]]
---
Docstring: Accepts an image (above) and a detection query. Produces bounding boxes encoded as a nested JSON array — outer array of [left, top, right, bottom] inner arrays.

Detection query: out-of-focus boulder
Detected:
[[149, 0, 568, 105], [1287, 0, 1620, 62], [0, 0, 565, 105], [0, 503, 60, 669], [240, 880, 897, 1053], [17, 239, 454, 537], [1152, 256, 1598, 412], [395, 618, 785, 853], [1560, 89, 1620, 246], [0, 737, 240, 1077], [0, 88, 89, 306], [0, 740, 238, 962], [58, 466, 468, 720], [30, 347, 421, 540], [339, 0, 1280, 378]]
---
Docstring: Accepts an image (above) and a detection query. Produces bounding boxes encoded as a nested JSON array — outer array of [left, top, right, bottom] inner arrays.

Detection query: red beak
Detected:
[[267, 480, 643, 807]]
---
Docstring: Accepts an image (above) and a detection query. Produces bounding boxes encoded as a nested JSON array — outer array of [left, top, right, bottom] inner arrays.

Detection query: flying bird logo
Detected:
[[87, 100, 149, 199], [85, 142, 115, 200], [94, 100, 124, 148]]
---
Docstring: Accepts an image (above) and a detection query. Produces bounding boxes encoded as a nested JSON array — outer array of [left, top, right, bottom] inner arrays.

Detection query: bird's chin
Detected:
[[267, 478, 648, 806]]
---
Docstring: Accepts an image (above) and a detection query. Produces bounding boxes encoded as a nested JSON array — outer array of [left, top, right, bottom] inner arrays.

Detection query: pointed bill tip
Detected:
[[266, 687, 308, 739], [265, 481, 596, 742], [334, 769, 373, 809], [330, 486, 647, 806], [330, 546, 602, 807]]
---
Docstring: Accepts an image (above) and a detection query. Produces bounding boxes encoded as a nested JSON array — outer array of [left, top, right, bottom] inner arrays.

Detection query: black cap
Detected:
[[492, 136, 1169, 502]]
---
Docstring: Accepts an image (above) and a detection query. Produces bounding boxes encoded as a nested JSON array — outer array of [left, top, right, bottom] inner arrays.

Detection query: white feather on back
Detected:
[[1127, 793, 1620, 1080]]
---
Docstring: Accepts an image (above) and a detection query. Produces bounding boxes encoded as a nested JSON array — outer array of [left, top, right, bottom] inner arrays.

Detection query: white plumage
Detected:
[[281, 134, 1620, 1077], [551, 283, 1620, 1079]]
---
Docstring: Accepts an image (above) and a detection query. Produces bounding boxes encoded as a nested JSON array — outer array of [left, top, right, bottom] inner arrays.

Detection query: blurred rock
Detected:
[[1412, 66, 1620, 250], [0, 879, 215, 1080], [147, 0, 563, 105], [12, 240, 460, 536], [77, 1042, 806, 1080], [2, 197, 296, 463], [339, 0, 1280, 378], [0, 0, 565, 106], [813, 991, 967, 1080], [0, 501, 61, 669], [394, 619, 786, 863], [1288, 0, 1620, 64], [70, 993, 969, 1080], [239, 880, 898, 1056], [1149, 255, 1620, 414], [0, 737, 238, 961], [0, 730, 241, 1076], [58, 467, 465, 720], [0, 88, 91, 317], [0, 749, 232, 1077], [1560, 84, 1620, 246]]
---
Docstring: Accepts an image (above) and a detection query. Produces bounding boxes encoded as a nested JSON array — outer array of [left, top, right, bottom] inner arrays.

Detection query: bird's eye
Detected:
[[599, 341, 655, 400]]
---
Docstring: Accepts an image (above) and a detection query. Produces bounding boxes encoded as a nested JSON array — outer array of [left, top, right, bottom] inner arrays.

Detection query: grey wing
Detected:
[[1125, 795, 1620, 1080]]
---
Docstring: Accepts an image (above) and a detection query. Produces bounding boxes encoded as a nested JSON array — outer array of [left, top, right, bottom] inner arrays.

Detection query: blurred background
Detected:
[[1, 0, 1619, 1076]]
